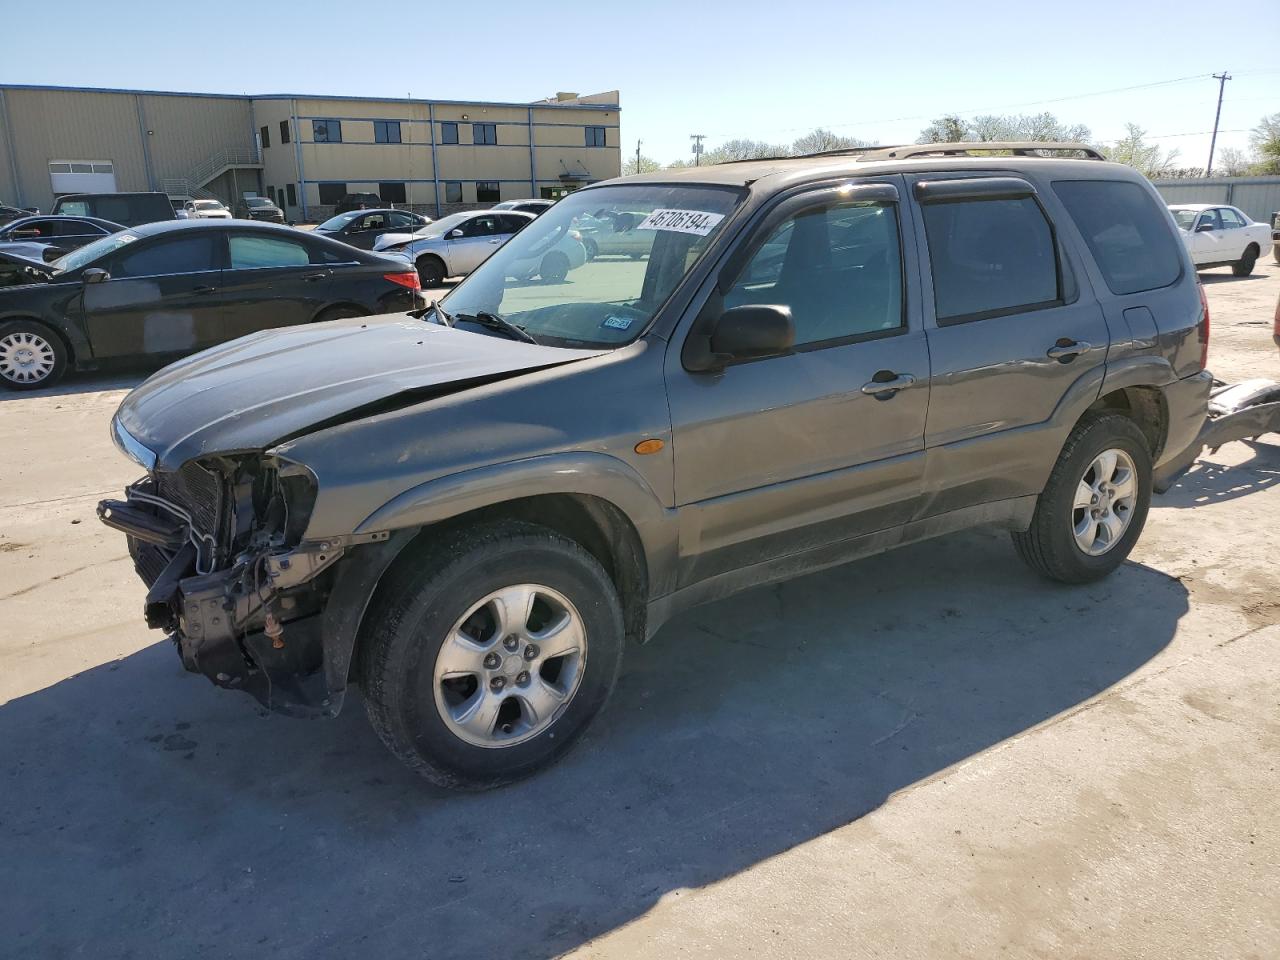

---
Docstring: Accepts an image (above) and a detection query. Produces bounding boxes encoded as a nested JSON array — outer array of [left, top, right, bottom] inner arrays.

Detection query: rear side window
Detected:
[[922, 197, 1059, 323], [1053, 180, 1181, 295], [229, 234, 311, 269]]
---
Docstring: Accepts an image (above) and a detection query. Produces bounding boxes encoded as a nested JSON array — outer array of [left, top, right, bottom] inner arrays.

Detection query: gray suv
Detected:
[[99, 142, 1213, 789]]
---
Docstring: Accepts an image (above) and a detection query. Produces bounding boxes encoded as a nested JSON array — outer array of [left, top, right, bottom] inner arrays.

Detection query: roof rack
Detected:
[[852, 141, 1105, 162]]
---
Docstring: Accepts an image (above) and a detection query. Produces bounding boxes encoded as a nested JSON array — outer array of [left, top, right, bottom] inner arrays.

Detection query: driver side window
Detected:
[[725, 201, 904, 347]]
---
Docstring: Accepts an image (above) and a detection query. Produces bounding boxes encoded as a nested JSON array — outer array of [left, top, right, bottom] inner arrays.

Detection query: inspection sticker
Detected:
[[601, 315, 633, 330], [636, 209, 725, 236]]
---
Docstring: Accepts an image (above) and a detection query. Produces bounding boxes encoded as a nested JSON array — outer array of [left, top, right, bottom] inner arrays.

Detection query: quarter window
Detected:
[[312, 119, 342, 143], [922, 197, 1059, 323], [1053, 180, 1183, 296], [476, 181, 500, 203], [374, 120, 401, 144], [444, 181, 463, 204], [725, 200, 904, 347], [473, 123, 498, 146], [440, 122, 459, 145], [585, 126, 607, 148], [229, 234, 311, 269]]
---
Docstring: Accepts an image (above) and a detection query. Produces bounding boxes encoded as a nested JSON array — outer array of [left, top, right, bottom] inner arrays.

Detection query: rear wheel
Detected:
[[540, 251, 570, 283], [417, 255, 447, 287], [313, 305, 368, 324], [582, 237, 598, 260], [359, 520, 624, 790], [0, 320, 67, 390], [1232, 244, 1259, 277], [1012, 413, 1152, 583]]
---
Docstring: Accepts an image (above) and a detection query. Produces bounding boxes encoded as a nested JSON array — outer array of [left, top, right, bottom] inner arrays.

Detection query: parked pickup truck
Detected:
[[99, 142, 1280, 790]]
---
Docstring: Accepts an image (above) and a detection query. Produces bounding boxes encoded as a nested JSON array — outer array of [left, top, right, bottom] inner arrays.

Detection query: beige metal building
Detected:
[[0, 85, 621, 221]]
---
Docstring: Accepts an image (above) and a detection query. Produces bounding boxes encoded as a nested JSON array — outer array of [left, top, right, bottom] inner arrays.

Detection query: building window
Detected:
[[379, 182, 406, 204], [318, 182, 347, 205], [476, 181, 500, 202], [312, 119, 342, 143], [474, 122, 498, 146], [585, 126, 607, 148], [440, 122, 459, 145], [286, 183, 297, 206], [374, 120, 402, 144], [444, 181, 463, 204], [280, 120, 291, 144], [260, 125, 271, 149]]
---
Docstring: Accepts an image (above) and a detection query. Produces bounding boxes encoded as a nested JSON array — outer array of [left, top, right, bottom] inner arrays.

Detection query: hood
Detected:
[[373, 231, 420, 250], [114, 314, 604, 470]]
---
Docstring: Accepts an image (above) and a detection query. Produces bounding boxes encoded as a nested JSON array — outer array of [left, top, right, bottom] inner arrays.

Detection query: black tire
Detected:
[[583, 237, 598, 260], [0, 319, 68, 391], [1272, 242, 1279, 265], [1012, 412, 1153, 584], [416, 255, 447, 287], [359, 520, 625, 790], [313, 305, 368, 324], [1231, 244, 1258, 277], [539, 251, 570, 283]]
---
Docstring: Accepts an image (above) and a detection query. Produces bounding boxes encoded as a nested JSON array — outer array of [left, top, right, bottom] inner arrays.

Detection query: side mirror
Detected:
[[701, 305, 795, 370], [448, 228, 464, 238], [83, 267, 110, 284], [1195, 222, 1214, 232], [41, 247, 65, 263]]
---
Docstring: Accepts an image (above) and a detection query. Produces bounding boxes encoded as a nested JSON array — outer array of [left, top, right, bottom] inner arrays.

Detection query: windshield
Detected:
[[193, 200, 223, 210], [442, 184, 742, 348], [52, 232, 137, 273], [417, 212, 471, 238], [1169, 208, 1199, 230], [245, 197, 272, 207], [318, 211, 361, 230]]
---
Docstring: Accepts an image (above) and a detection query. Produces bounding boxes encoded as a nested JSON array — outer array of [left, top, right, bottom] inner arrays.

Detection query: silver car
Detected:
[[375, 209, 586, 285]]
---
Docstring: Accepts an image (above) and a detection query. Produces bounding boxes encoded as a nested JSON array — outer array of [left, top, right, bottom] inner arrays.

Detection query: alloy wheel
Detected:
[[1072, 448, 1138, 556]]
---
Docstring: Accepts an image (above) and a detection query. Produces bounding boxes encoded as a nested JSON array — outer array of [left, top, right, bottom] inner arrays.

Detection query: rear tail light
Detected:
[[384, 271, 421, 290], [1197, 281, 1210, 370]]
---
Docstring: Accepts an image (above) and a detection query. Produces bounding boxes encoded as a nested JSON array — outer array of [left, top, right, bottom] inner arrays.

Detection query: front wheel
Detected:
[[0, 320, 67, 390], [539, 251, 570, 283], [1012, 412, 1152, 583], [359, 521, 624, 790], [1232, 244, 1259, 277]]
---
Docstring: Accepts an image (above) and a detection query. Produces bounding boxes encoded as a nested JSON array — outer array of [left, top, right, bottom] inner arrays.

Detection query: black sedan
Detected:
[[313, 208, 431, 250], [0, 215, 126, 260], [0, 220, 424, 390]]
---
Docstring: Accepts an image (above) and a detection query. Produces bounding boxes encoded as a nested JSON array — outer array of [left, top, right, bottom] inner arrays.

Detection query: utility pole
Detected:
[[1206, 71, 1231, 176], [635, 138, 642, 175], [690, 133, 705, 166]]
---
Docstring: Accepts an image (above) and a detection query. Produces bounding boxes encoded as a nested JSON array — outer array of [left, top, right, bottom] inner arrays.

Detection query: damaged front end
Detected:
[[98, 429, 384, 716]]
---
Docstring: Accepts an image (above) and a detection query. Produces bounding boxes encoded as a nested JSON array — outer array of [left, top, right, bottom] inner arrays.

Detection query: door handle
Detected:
[[192, 285, 216, 294], [860, 372, 917, 399], [487, 239, 502, 244], [1046, 339, 1091, 362], [304, 271, 330, 282]]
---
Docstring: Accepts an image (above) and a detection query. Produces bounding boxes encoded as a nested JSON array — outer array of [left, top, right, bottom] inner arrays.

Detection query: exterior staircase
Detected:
[[161, 147, 262, 199]]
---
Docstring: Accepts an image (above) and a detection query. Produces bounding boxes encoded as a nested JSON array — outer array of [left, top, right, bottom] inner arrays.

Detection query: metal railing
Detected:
[[160, 147, 262, 197]]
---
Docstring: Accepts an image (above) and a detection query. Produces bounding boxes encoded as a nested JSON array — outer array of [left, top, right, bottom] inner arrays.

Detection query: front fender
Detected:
[[355, 451, 679, 596]]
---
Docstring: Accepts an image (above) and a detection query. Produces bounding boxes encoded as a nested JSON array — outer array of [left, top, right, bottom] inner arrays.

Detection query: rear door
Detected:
[[908, 174, 1110, 518], [1216, 206, 1250, 259], [215, 231, 341, 340], [82, 232, 225, 359], [666, 179, 932, 586]]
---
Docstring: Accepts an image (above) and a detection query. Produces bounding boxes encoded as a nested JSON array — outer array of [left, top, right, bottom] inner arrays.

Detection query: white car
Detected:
[[1169, 203, 1271, 276], [374, 209, 586, 286], [183, 199, 232, 220]]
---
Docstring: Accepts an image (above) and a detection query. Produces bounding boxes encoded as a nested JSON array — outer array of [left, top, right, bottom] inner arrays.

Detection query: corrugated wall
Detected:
[[0, 87, 253, 211], [1154, 177, 1280, 223]]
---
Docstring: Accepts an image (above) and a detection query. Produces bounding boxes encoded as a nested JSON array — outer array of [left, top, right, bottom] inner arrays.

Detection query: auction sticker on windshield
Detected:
[[637, 209, 725, 236]]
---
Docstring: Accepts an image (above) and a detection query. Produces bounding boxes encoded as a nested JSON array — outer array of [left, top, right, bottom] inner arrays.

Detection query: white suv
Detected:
[[183, 199, 232, 220]]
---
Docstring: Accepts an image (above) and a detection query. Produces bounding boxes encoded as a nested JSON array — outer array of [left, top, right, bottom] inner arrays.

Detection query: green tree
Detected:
[[624, 154, 662, 176], [1248, 112, 1280, 174], [1102, 124, 1182, 178], [790, 128, 868, 155], [919, 115, 968, 143], [702, 138, 788, 163]]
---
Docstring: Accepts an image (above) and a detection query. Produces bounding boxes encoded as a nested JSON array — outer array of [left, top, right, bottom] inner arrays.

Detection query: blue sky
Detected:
[[4, 0, 1278, 167]]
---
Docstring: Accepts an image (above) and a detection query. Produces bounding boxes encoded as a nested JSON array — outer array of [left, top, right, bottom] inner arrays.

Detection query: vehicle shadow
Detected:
[[0, 529, 1187, 958], [0, 370, 145, 401], [1198, 271, 1267, 284], [1159, 439, 1280, 508]]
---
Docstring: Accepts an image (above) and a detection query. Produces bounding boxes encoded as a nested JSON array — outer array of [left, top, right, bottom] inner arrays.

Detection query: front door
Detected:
[[82, 232, 225, 359], [1188, 208, 1226, 265], [666, 180, 931, 587], [447, 214, 509, 274], [344, 212, 387, 249], [909, 175, 1110, 518], [215, 231, 335, 342]]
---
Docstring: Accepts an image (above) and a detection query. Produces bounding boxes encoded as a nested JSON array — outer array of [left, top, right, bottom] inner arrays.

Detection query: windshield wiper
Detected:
[[456, 311, 541, 345]]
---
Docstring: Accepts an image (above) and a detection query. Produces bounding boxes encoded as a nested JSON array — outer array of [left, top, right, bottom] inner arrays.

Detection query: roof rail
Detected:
[[853, 141, 1105, 161]]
